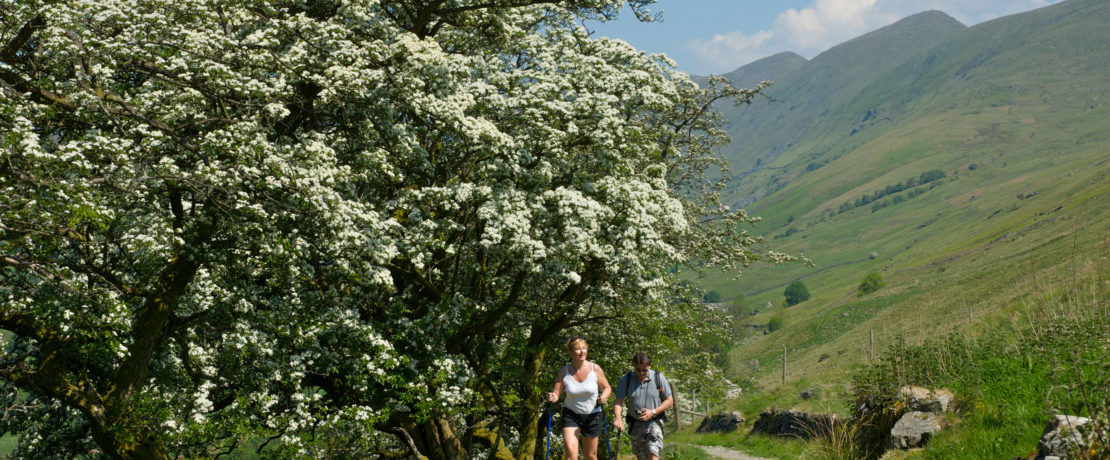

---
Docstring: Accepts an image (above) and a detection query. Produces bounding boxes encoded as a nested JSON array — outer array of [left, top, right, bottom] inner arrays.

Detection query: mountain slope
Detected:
[[715, 10, 967, 197], [702, 0, 1110, 389]]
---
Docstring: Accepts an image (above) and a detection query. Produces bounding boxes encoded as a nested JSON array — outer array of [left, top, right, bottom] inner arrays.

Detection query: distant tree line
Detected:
[[836, 169, 947, 214]]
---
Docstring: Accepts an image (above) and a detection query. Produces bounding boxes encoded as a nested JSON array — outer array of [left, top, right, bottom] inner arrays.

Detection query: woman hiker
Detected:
[[544, 336, 612, 460]]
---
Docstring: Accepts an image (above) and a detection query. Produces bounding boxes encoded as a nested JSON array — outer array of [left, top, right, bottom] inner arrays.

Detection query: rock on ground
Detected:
[[1036, 414, 1091, 458], [890, 411, 943, 449], [750, 408, 839, 438], [698, 411, 745, 434]]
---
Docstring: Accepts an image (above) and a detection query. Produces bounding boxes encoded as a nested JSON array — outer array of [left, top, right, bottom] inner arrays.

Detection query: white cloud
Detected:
[[686, 30, 774, 73], [774, 0, 893, 50]]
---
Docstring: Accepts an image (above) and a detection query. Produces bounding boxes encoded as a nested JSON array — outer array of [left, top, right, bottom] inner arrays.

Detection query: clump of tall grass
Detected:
[[1048, 346, 1109, 460], [1043, 323, 1109, 458], [1033, 254, 1110, 459], [802, 415, 875, 460]]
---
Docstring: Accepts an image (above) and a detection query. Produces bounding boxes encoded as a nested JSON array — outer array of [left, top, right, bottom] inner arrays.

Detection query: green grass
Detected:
[[0, 434, 15, 456], [675, 277, 1107, 459]]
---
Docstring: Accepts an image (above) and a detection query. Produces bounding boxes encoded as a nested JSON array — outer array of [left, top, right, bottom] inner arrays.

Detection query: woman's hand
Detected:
[[544, 391, 558, 403]]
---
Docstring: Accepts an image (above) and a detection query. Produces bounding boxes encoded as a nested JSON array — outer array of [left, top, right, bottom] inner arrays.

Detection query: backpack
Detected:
[[620, 370, 670, 424]]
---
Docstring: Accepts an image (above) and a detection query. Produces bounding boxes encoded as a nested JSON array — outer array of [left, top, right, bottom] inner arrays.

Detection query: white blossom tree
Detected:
[[0, 0, 792, 458]]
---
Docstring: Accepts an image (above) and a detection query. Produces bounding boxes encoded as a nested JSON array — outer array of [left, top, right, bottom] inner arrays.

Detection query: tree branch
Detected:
[[106, 216, 215, 406], [0, 14, 45, 62], [389, 427, 430, 460], [0, 310, 107, 426], [0, 67, 76, 109], [0, 254, 58, 282], [448, 270, 526, 350]]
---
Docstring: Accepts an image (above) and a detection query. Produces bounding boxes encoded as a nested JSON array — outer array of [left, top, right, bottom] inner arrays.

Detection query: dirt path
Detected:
[[673, 443, 777, 460]]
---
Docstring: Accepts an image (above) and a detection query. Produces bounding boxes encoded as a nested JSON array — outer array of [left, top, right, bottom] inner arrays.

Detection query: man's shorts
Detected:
[[561, 407, 602, 438], [630, 418, 664, 459]]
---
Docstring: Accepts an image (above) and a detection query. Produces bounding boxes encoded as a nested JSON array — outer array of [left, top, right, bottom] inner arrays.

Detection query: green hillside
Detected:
[[699, 0, 1110, 399]]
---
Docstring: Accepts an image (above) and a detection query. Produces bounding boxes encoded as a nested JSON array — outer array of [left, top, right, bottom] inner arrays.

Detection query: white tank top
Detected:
[[563, 363, 599, 415]]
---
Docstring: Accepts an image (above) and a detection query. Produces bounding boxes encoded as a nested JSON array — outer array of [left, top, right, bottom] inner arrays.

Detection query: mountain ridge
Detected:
[[711, 10, 967, 198]]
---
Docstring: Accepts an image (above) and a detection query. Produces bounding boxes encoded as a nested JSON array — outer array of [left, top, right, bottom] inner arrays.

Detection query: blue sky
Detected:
[[588, 0, 1061, 75]]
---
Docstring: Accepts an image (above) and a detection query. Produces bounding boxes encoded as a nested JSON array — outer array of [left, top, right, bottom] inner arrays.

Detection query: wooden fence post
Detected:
[[672, 382, 680, 431]]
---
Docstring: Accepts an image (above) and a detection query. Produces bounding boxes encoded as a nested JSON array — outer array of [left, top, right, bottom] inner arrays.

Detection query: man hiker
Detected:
[[613, 352, 673, 460]]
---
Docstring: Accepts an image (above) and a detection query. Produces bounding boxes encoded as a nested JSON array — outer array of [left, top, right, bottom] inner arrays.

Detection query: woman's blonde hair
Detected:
[[566, 335, 587, 352]]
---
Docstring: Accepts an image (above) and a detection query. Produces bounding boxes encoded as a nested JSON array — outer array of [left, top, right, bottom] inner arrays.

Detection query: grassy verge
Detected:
[[838, 272, 1109, 460], [679, 264, 1108, 460]]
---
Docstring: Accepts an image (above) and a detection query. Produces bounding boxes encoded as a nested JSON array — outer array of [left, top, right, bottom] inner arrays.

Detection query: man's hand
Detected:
[[614, 418, 625, 432], [637, 408, 654, 422]]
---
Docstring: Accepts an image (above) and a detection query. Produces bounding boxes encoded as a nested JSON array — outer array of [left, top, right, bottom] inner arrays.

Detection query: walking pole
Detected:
[[545, 402, 552, 460], [601, 410, 612, 460], [614, 424, 622, 460]]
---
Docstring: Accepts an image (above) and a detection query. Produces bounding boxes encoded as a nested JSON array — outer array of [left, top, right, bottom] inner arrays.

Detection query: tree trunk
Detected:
[[89, 424, 168, 460], [407, 416, 467, 459], [470, 420, 514, 460], [514, 344, 549, 460]]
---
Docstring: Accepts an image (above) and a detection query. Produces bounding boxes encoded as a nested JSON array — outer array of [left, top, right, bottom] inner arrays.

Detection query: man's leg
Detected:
[[629, 421, 650, 460], [642, 419, 665, 460]]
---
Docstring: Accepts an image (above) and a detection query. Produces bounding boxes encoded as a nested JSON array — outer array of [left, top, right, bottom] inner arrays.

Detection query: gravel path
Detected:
[[674, 443, 777, 460]]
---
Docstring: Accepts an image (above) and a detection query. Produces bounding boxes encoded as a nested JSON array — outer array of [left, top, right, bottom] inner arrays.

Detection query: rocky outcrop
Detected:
[[890, 411, 944, 449], [897, 386, 954, 414], [1035, 414, 1091, 459], [750, 408, 839, 439], [853, 386, 956, 456], [873, 386, 954, 451], [697, 411, 745, 434]]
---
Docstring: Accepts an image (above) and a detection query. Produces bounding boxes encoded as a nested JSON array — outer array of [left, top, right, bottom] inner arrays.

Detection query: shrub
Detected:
[[703, 290, 722, 303], [784, 280, 811, 306], [768, 315, 784, 332], [857, 272, 884, 296]]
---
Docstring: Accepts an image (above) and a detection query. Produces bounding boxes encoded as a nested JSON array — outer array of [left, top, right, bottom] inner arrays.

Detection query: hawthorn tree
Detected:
[[0, 0, 791, 458]]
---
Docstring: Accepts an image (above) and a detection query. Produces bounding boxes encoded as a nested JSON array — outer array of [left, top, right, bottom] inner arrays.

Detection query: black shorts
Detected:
[[561, 407, 602, 438]]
